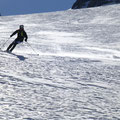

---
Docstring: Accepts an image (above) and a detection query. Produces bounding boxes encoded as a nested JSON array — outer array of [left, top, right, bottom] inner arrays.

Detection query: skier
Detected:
[[6, 25, 28, 52]]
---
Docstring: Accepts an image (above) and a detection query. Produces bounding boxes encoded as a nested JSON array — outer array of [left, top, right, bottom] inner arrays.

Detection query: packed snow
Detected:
[[0, 4, 120, 120]]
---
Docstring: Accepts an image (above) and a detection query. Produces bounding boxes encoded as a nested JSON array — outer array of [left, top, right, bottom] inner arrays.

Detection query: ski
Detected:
[[0, 49, 27, 61]]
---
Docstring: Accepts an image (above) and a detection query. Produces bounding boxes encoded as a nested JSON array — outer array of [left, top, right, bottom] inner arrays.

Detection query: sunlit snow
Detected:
[[0, 4, 120, 120]]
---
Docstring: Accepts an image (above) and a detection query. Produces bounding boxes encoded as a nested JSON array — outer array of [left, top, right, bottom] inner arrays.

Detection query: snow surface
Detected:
[[0, 4, 120, 120]]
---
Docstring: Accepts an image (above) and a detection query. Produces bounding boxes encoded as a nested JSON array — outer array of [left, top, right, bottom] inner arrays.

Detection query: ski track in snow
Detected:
[[0, 4, 120, 120]]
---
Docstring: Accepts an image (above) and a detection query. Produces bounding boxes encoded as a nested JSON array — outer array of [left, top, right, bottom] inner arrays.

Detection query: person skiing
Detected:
[[6, 25, 28, 52]]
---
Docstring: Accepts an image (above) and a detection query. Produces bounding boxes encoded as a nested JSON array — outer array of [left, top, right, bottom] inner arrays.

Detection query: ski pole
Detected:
[[0, 37, 10, 49], [26, 42, 39, 55]]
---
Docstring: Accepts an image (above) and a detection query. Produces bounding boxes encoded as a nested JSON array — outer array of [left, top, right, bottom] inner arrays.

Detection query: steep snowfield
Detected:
[[0, 4, 120, 120]]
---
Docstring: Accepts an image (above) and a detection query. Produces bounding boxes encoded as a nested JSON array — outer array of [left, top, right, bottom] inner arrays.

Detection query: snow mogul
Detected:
[[6, 25, 28, 52]]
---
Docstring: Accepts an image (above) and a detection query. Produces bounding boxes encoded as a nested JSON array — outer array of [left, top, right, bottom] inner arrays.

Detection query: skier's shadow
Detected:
[[11, 53, 27, 61]]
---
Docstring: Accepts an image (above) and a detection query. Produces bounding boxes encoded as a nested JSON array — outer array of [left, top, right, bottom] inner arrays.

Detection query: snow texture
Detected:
[[0, 4, 120, 120]]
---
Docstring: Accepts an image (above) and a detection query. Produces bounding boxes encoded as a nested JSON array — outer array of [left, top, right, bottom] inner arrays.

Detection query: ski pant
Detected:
[[7, 39, 22, 52]]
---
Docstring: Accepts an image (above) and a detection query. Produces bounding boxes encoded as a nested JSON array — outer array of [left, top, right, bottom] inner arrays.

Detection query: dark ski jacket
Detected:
[[10, 29, 28, 42]]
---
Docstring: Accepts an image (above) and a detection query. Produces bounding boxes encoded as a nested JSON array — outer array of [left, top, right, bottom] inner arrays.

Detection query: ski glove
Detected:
[[25, 38, 27, 42]]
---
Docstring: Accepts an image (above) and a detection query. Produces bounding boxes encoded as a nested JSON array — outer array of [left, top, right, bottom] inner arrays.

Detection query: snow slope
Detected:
[[0, 4, 120, 120]]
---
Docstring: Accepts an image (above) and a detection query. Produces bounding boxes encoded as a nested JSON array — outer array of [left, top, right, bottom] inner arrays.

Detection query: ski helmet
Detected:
[[19, 25, 24, 29]]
